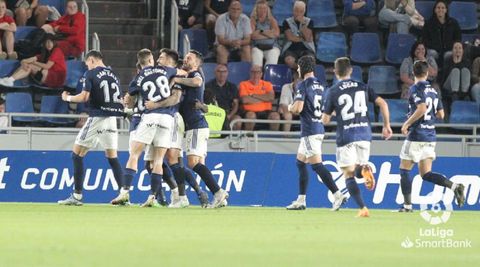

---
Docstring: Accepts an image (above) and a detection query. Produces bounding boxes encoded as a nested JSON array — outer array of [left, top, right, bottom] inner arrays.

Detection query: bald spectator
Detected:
[[215, 0, 251, 64], [239, 65, 280, 131], [281, 1, 315, 69]]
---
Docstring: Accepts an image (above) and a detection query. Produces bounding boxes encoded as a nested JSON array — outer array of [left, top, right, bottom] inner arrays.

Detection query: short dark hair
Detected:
[[137, 48, 152, 66], [334, 57, 352, 77], [297, 55, 315, 78], [413, 60, 429, 78], [409, 41, 426, 60], [160, 48, 179, 64], [85, 50, 103, 60], [189, 49, 204, 64]]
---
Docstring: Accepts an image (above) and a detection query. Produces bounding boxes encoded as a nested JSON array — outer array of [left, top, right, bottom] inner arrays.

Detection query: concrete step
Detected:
[[102, 50, 138, 68], [90, 18, 156, 35], [88, 1, 147, 19], [97, 34, 160, 50]]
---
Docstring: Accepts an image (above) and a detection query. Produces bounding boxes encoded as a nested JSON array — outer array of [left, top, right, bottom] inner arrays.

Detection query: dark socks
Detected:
[[123, 168, 136, 190], [184, 168, 202, 194], [311, 163, 338, 194], [193, 163, 220, 193], [400, 169, 412, 205], [170, 163, 186, 196], [354, 165, 363, 178], [162, 163, 178, 189], [150, 173, 163, 195], [107, 157, 124, 188], [345, 178, 366, 208], [296, 160, 308, 195], [145, 161, 152, 174], [72, 153, 84, 194], [422, 171, 453, 189]]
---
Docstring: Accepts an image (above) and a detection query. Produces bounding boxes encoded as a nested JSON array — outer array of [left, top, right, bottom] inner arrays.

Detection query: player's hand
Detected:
[[382, 125, 393, 140], [123, 94, 131, 106], [61, 91, 69, 102], [187, 16, 196, 26], [194, 99, 204, 110], [401, 123, 409, 136]]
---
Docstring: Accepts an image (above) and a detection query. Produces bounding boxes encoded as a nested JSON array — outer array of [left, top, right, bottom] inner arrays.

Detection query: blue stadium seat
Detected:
[[314, 65, 327, 86], [65, 60, 87, 89], [14, 26, 37, 41], [0, 60, 30, 88], [333, 65, 363, 84], [272, 0, 295, 25], [367, 65, 399, 95], [5, 92, 37, 123], [462, 33, 480, 44], [379, 99, 408, 123], [350, 33, 381, 64], [307, 0, 337, 28], [39, 0, 65, 14], [201, 62, 217, 84], [263, 64, 292, 93], [385, 33, 416, 65], [415, 1, 435, 21], [40, 95, 74, 125], [316, 32, 347, 63], [178, 29, 209, 57], [227, 62, 251, 87], [367, 102, 375, 122], [449, 101, 480, 124], [242, 0, 256, 16], [449, 2, 478, 31]]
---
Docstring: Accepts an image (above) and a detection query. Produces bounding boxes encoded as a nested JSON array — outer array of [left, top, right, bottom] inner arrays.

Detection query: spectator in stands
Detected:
[[12, 0, 48, 27], [281, 0, 315, 69], [205, 0, 231, 44], [250, 0, 280, 67], [470, 57, 480, 103], [378, 0, 417, 34], [177, 0, 203, 31], [203, 89, 226, 138], [205, 63, 241, 130], [278, 69, 300, 132], [238, 64, 280, 131], [400, 41, 438, 99], [41, 0, 85, 58], [342, 0, 378, 37], [0, 0, 17, 60], [215, 0, 251, 64], [0, 33, 66, 88], [422, 0, 461, 63], [443, 42, 471, 101]]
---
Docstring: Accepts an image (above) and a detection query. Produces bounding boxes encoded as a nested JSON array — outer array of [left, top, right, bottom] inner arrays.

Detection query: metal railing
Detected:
[[81, 0, 89, 57], [170, 0, 179, 50], [182, 34, 191, 57], [92, 32, 100, 51]]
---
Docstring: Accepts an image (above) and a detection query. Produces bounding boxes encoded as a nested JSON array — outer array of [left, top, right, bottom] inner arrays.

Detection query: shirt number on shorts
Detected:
[[100, 80, 122, 103], [142, 76, 171, 102], [338, 91, 367, 120]]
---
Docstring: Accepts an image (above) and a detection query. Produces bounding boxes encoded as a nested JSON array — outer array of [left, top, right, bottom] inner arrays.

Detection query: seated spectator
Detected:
[[422, 0, 461, 63], [203, 90, 226, 138], [177, 0, 203, 31], [205, 63, 241, 130], [378, 0, 415, 34], [278, 69, 300, 132], [41, 0, 85, 58], [400, 41, 438, 99], [0, 33, 66, 88], [250, 0, 280, 67], [281, 1, 315, 69], [204, 0, 231, 44], [443, 42, 470, 101], [238, 64, 280, 131], [470, 57, 480, 103], [215, 0, 251, 64], [0, 0, 17, 59], [12, 0, 48, 27], [342, 0, 378, 37]]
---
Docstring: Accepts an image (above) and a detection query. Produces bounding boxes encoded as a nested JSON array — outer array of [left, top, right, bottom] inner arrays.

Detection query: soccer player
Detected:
[[286, 55, 348, 211], [174, 50, 229, 208], [322, 57, 393, 217], [58, 50, 125, 205], [398, 60, 465, 212]]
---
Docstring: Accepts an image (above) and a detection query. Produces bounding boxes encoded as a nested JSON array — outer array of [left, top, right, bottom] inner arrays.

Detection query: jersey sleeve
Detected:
[[366, 85, 378, 103], [414, 87, 426, 105], [294, 82, 306, 102], [83, 70, 93, 92], [193, 71, 204, 84], [436, 96, 444, 111], [128, 74, 140, 95], [165, 66, 178, 79], [323, 88, 335, 115]]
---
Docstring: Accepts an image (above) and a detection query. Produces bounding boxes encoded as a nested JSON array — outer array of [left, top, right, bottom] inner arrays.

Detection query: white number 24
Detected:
[[338, 91, 368, 120]]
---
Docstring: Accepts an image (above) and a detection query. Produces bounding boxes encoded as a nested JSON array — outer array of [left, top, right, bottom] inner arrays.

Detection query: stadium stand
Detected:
[[227, 62, 252, 87], [350, 32, 382, 64], [449, 101, 480, 124], [14, 26, 38, 41], [5, 92, 37, 124], [40, 95, 74, 125], [272, 0, 295, 25], [39, 0, 66, 14], [0, 60, 30, 89], [378, 99, 408, 123], [263, 64, 292, 93], [314, 64, 327, 86], [242, 0, 256, 16], [178, 29, 209, 57], [367, 65, 400, 95], [415, 1, 435, 21], [307, 0, 337, 28], [449, 1, 478, 31], [332, 65, 363, 84], [201, 62, 217, 84], [315, 32, 347, 63], [385, 33, 416, 65]]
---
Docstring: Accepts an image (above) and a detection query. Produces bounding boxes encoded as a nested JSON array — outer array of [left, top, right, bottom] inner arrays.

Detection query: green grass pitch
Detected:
[[0, 203, 478, 267]]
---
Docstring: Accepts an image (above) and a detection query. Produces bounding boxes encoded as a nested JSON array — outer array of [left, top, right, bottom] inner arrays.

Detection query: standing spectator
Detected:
[[278, 69, 300, 132], [422, 0, 461, 63], [41, 0, 85, 58], [0, 0, 17, 60], [204, 0, 231, 44], [215, 0, 251, 64], [443, 42, 470, 101], [238, 64, 280, 131], [205, 63, 241, 130], [470, 57, 480, 103], [177, 0, 203, 31], [378, 0, 414, 34], [13, 0, 48, 27], [400, 41, 438, 99], [281, 1, 315, 69], [0, 34, 66, 88], [342, 0, 378, 37], [250, 0, 280, 67]]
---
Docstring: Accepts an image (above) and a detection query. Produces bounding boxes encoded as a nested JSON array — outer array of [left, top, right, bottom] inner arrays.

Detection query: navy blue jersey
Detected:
[[407, 81, 443, 142], [129, 66, 177, 115], [171, 83, 183, 113], [323, 79, 377, 146], [294, 77, 325, 137], [180, 70, 209, 130], [83, 66, 124, 117]]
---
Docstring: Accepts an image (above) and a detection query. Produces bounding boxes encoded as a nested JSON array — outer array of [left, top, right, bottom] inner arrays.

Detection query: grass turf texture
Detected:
[[0, 203, 478, 267]]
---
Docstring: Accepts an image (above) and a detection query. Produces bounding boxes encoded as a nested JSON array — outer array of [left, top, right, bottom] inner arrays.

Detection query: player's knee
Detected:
[[245, 111, 256, 119]]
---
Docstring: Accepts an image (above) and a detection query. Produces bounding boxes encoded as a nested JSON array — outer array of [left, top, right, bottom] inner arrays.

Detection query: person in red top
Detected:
[[41, 0, 85, 58], [0, 0, 17, 60], [0, 33, 66, 88]]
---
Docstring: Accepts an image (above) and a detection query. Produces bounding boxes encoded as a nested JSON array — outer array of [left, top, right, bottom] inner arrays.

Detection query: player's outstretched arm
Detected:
[[144, 89, 182, 110], [436, 109, 445, 120], [375, 97, 393, 140], [401, 103, 427, 135], [174, 76, 202, 87], [62, 90, 89, 103]]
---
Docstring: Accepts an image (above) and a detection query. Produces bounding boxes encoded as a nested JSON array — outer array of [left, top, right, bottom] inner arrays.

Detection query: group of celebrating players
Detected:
[[55, 47, 466, 216]]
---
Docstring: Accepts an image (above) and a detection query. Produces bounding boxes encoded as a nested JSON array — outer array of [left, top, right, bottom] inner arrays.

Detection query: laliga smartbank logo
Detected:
[[401, 194, 472, 249]]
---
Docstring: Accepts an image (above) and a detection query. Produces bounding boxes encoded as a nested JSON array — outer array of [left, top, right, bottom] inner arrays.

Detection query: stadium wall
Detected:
[[0, 151, 479, 210]]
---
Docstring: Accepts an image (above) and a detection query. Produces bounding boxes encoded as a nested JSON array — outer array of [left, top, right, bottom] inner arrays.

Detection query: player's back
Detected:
[[85, 66, 124, 117], [180, 70, 208, 130], [297, 76, 325, 137]]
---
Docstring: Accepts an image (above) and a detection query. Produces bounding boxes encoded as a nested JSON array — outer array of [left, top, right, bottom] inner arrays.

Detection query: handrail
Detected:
[[183, 34, 191, 57], [158, 0, 164, 43], [92, 32, 100, 50], [170, 0, 179, 49], [81, 0, 89, 56]]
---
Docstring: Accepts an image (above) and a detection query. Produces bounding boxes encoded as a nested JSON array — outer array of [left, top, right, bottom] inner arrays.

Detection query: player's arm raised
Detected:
[[174, 76, 202, 87], [62, 90, 89, 103], [401, 102, 426, 136], [375, 96, 393, 139], [145, 89, 182, 110]]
